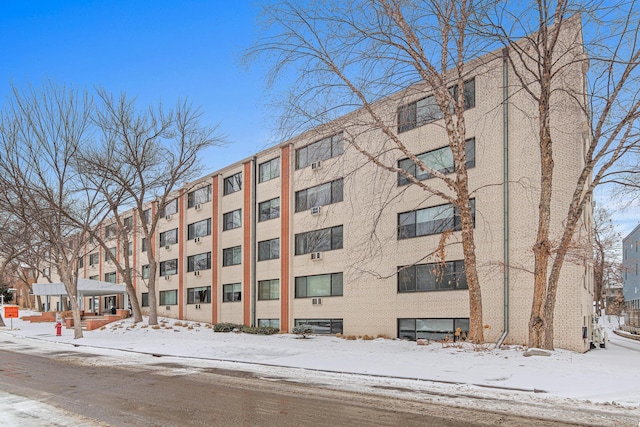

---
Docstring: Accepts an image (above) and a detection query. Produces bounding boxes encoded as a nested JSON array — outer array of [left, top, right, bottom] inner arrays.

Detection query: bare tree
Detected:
[[78, 89, 224, 325], [250, 0, 487, 342], [484, 1, 640, 349], [0, 82, 109, 339], [0, 213, 60, 310], [0, 213, 30, 289], [593, 206, 622, 315]]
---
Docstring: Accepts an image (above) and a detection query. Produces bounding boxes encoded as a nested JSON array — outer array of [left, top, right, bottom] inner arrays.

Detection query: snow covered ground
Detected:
[[2, 312, 639, 425]]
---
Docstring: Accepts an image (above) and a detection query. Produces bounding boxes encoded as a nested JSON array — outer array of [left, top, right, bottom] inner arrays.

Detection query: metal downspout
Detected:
[[497, 48, 510, 347], [251, 156, 258, 327]]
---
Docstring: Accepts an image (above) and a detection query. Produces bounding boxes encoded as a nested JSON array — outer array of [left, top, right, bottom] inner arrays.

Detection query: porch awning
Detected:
[[32, 278, 126, 296]]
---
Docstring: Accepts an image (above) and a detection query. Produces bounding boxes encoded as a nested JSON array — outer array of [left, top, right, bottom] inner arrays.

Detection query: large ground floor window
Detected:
[[295, 318, 343, 335], [398, 318, 469, 341], [258, 319, 280, 329], [159, 290, 178, 306]]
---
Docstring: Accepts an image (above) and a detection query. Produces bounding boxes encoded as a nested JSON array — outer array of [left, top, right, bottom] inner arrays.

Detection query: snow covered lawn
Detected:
[[2, 312, 639, 425]]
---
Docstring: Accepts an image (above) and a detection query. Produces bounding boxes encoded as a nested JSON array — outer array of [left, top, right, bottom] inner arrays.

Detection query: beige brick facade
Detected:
[[78, 19, 593, 351]]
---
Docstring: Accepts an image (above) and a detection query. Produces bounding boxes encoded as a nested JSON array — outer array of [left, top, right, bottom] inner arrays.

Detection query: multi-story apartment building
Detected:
[[75, 18, 593, 351], [623, 225, 640, 327]]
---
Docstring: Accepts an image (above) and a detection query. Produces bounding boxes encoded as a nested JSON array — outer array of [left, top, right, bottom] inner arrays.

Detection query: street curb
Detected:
[[1, 329, 546, 395]]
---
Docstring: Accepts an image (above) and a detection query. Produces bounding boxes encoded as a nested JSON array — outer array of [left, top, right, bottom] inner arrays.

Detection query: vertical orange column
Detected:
[[151, 202, 157, 309], [212, 175, 219, 324], [151, 203, 157, 255], [116, 224, 121, 284], [178, 191, 185, 320], [243, 161, 252, 326], [98, 224, 103, 283], [132, 210, 137, 292], [83, 239, 87, 279], [280, 145, 291, 332]]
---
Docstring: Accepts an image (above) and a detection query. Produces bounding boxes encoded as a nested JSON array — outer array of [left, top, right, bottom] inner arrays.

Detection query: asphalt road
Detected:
[[0, 338, 591, 427]]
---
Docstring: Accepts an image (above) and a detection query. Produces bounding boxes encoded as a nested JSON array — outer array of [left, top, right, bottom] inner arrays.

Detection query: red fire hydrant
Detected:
[[55, 321, 62, 336]]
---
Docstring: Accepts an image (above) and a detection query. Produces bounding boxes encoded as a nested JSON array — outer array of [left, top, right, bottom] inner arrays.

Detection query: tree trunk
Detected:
[[148, 281, 158, 325], [127, 284, 143, 323], [144, 242, 158, 325], [69, 294, 83, 339], [593, 251, 604, 316], [459, 197, 483, 343], [529, 79, 554, 349]]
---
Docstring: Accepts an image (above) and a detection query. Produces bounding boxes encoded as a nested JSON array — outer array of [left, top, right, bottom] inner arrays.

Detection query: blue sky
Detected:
[[0, 1, 637, 237], [0, 0, 275, 172]]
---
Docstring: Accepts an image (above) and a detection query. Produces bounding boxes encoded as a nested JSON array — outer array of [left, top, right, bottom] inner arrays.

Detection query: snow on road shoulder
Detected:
[[2, 311, 640, 424]]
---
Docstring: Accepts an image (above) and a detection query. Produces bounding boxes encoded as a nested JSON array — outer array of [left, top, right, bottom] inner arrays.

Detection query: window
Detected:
[[125, 242, 133, 257], [160, 228, 179, 246], [143, 209, 151, 224], [104, 272, 116, 283], [398, 318, 469, 341], [398, 79, 475, 133], [259, 197, 280, 221], [141, 238, 147, 252], [187, 252, 211, 272], [105, 296, 118, 310], [295, 133, 344, 169], [223, 210, 242, 231], [223, 246, 242, 266], [106, 247, 117, 262], [450, 79, 476, 111], [398, 261, 467, 292], [105, 223, 117, 239], [187, 218, 212, 240], [123, 216, 133, 229], [141, 293, 149, 307], [77, 256, 84, 268], [188, 185, 212, 208], [163, 198, 179, 217], [159, 259, 178, 276], [258, 238, 280, 261], [89, 275, 99, 280], [142, 264, 150, 279], [187, 286, 211, 304], [159, 290, 178, 305], [398, 139, 475, 186], [295, 273, 343, 298], [223, 172, 242, 195], [223, 283, 241, 302], [398, 200, 475, 239], [294, 319, 343, 335], [258, 279, 280, 300], [89, 253, 99, 266], [258, 319, 280, 329], [295, 225, 343, 255], [259, 158, 280, 182], [295, 178, 343, 212]]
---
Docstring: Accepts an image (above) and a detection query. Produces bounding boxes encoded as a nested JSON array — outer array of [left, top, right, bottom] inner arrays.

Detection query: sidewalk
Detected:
[[2, 312, 640, 426]]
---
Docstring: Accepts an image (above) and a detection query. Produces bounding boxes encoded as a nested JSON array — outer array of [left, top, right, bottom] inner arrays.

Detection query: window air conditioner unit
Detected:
[[165, 245, 171, 250], [312, 297, 322, 305], [310, 206, 321, 215], [311, 161, 322, 170], [194, 237, 201, 243], [165, 215, 172, 221], [310, 252, 322, 260], [195, 204, 202, 211], [194, 270, 200, 276], [164, 275, 170, 280]]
